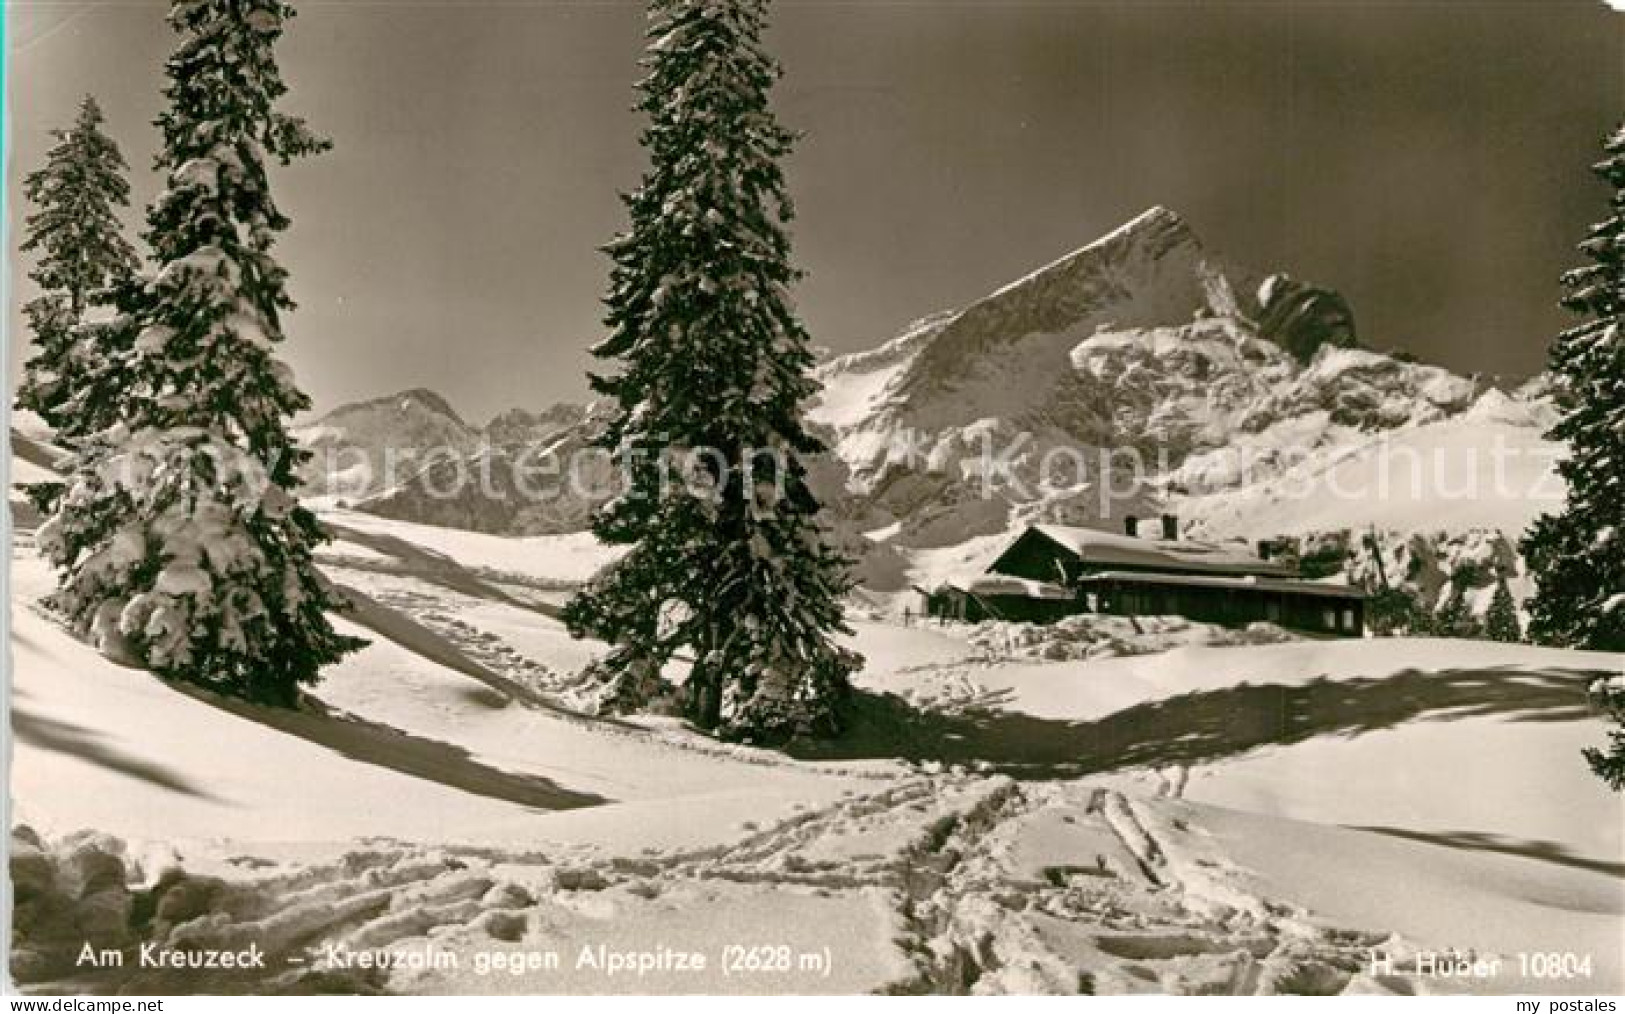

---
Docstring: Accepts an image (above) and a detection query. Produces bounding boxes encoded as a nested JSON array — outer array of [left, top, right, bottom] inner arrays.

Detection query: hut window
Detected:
[[1322, 608, 1337, 630], [1341, 608, 1356, 632]]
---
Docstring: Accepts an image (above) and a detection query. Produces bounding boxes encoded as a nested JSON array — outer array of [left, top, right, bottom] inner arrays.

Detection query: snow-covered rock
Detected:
[[293, 207, 1555, 556], [484, 403, 588, 447], [10, 827, 137, 984], [961, 613, 1300, 662], [294, 388, 481, 500], [807, 206, 1528, 548], [358, 403, 615, 536], [1253, 272, 1357, 362], [294, 394, 615, 534]]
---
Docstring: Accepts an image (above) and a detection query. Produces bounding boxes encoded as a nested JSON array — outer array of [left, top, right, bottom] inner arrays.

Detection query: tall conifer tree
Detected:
[[1522, 124, 1625, 787], [38, 0, 363, 705], [17, 96, 139, 432], [565, 0, 860, 742], [1523, 126, 1625, 651]]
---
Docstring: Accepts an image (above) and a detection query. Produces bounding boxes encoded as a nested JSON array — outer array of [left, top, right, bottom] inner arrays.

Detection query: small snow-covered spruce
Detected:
[[1358, 530, 1427, 636], [1432, 580, 1480, 639], [37, 0, 363, 706], [564, 0, 861, 742], [1587, 676, 1625, 791], [1484, 574, 1522, 643], [16, 96, 139, 434], [1363, 585, 1425, 637]]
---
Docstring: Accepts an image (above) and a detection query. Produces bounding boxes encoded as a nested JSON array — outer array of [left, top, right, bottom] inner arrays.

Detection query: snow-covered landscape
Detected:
[[9, 0, 1625, 1000], [10, 205, 1624, 994], [11, 495, 1623, 994]]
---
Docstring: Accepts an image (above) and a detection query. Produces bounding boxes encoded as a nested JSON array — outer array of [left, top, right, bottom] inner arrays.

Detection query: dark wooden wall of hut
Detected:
[[923, 588, 1081, 625], [1086, 580, 1363, 636]]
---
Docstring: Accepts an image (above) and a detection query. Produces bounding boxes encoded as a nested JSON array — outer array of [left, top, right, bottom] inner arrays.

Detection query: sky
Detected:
[[7, 0, 1624, 424]]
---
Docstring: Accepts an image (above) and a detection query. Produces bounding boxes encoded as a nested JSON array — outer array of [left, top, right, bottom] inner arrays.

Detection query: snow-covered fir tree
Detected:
[[1363, 584, 1425, 637], [1359, 530, 1427, 636], [37, 0, 363, 706], [1485, 574, 1522, 643], [1522, 123, 1625, 788], [1586, 676, 1625, 791], [1432, 580, 1480, 639], [1523, 125, 1625, 653], [564, 0, 860, 742], [17, 96, 139, 433]]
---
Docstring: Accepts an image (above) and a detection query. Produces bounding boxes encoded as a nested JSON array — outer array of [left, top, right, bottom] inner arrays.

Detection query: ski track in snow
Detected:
[[362, 580, 596, 710], [322, 563, 906, 780], [21, 776, 1442, 995], [874, 780, 1426, 995]]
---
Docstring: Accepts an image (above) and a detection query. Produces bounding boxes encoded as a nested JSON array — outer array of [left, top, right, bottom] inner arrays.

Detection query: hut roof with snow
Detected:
[[989, 523, 1294, 585]]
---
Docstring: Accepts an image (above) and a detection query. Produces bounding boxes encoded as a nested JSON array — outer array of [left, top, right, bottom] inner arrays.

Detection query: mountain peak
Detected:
[[315, 387, 467, 427], [1085, 204, 1203, 266], [984, 206, 1201, 305], [1109, 204, 1190, 243], [882, 205, 1226, 414], [391, 388, 465, 424], [485, 403, 588, 446]]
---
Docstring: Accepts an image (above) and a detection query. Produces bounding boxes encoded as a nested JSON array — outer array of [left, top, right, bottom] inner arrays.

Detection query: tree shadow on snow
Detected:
[[1352, 826, 1625, 882], [15, 607, 608, 812], [793, 665, 1607, 781], [333, 580, 645, 736], [172, 684, 608, 811], [12, 707, 227, 802], [322, 521, 560, 617]]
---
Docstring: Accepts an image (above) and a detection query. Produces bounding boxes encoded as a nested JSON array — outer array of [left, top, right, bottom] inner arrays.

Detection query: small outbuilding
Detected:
[[915, 575, 1077, 625]]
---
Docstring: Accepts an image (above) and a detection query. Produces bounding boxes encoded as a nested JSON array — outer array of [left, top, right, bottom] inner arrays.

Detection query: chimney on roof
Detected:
[[1124, 514, 1139, 538], [1161, 514, 1179, 541]]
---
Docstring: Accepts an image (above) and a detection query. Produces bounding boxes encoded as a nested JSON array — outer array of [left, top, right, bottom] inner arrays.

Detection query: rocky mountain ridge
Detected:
[[296, 206, 1552, 544]]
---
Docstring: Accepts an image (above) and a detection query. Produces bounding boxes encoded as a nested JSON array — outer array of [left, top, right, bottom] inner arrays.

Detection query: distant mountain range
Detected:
[[293, 206, 1558, 548]]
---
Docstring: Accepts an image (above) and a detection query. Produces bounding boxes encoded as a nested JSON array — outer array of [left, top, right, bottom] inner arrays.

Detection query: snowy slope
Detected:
[[11, 580, 565, 845], [320, 508, 623, 586], [9, 427, 71, 528], [9, 552, 878, 853], [1177, 391, 1564, 540], [11, 524, 1624, 994], [923, 637, 1623, 859]]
